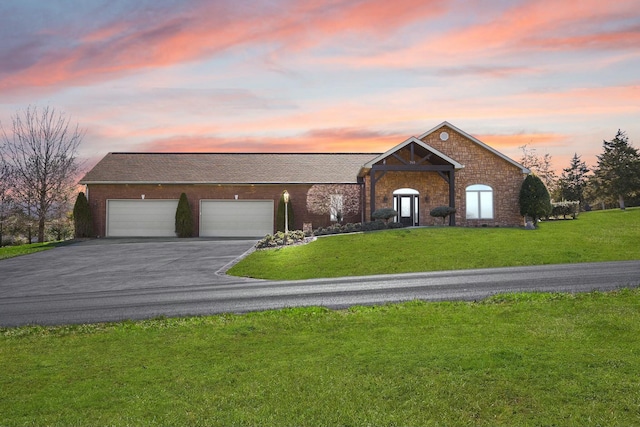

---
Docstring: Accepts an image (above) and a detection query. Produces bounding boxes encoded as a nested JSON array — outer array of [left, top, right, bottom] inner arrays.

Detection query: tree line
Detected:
[[1, 105, 639, 245], [518, 130, 640, 213]]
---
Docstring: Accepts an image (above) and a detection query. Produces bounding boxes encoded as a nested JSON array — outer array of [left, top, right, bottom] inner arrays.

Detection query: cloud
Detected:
[[135, 127, 405, 153], [0, 0, 448, 95], [328, 0, 640, 71], [476, 132, 568, 150]]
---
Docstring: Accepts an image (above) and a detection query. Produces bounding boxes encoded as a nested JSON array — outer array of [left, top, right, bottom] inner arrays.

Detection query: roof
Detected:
[[361, 136, 465, 170], [79, 152, 380, 185], [419, 121, 530, 173]]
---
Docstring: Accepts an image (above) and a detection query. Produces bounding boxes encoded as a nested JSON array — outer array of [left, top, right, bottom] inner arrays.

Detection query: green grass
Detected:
[[228, 208, 640, 280], [2, 290, 640, 426], [0, 241, 66, 260]]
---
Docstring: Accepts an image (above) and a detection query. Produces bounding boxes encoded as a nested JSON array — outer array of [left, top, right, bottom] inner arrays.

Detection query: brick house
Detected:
[[80, 121, 529, 237]]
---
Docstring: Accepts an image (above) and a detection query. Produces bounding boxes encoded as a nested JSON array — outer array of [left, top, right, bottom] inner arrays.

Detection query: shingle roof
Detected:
[[79, 153, 380, 184]]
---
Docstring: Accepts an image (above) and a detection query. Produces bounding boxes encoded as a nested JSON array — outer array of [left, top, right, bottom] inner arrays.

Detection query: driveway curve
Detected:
[[1, 239, 639, 327]]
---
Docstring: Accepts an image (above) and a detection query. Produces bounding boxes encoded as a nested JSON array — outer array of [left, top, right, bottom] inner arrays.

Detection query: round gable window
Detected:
[[440, 131, 449, 141]]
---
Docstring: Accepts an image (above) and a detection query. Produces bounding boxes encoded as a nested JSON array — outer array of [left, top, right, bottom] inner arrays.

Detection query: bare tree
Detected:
[[0, 149, 14, 246], [519, 144, 557, 193], [1, 106, 83, 243], [306, 184, 360, 222]]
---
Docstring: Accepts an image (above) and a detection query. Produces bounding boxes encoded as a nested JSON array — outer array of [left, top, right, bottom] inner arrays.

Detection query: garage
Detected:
[[107, 199, 179, 237], [200, 200, 274, 237]]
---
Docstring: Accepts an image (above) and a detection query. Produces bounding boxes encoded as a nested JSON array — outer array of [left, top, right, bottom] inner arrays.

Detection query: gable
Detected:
[[361, 136, 464, 172], [418, 121, 529, 174]]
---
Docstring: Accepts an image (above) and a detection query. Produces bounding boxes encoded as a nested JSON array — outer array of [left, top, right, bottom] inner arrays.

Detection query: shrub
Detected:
[[429, 206, 457, 225], [372, 208, 397, 223], [73, 192, 93, 238], [551, 201, 580, 219], [175, 193, 194, 238], [314, 220, 403, 235], [519, 174, 552, 226], [256, 230, 306, 249]]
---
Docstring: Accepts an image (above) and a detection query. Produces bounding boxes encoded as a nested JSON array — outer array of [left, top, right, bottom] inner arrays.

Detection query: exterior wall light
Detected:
[[283, 190, 290, 233]]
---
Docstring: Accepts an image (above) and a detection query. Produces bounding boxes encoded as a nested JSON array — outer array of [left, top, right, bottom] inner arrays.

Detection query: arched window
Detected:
[[466, 184, 493, 219]]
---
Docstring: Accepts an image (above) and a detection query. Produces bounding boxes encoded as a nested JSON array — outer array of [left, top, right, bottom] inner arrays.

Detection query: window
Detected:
[[330, 194, 343, 221], [466, 184, 493, 219]]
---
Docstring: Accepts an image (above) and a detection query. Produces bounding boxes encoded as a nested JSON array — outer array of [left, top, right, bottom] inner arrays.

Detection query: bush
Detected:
[[314, 220, 403, 235], [372, 208, 397, 223], [429, 206, 457, 225], [175, 193, 194, 238], [551, 201, 580, 219], [519, 174, 552, 226], [73, 192, 93, 238], [256, 230, 306, 249]]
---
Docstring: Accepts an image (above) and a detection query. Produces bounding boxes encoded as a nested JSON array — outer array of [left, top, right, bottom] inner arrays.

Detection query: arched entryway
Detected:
[[393, 188, 419, 226]]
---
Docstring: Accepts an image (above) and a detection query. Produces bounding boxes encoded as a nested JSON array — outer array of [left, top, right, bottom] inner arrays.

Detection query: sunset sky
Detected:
[[1, 0, 639, 173]]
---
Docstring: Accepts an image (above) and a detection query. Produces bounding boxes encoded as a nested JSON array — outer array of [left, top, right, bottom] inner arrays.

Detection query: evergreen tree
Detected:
[[175, 193, 194, 237], [276, 191, 294, 232], [519, 174, 552, 226], [593, 130, 640, 210], [72, 192, 92, 238], [558, 153, 589, 204]]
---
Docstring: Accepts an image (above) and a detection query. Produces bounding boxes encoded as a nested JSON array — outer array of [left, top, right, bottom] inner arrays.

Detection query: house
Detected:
[[79, 121, 529, 237]]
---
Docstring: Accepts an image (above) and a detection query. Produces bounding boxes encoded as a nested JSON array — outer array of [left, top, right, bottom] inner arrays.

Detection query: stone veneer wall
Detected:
[[420, 125, 526, 227], [363, 171, 451, 227], [363, 126, 526, 227]]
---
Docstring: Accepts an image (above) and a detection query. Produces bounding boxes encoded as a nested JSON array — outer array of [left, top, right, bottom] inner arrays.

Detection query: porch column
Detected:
[[369, 169, 376, 221], [449, 168, 456, 226]]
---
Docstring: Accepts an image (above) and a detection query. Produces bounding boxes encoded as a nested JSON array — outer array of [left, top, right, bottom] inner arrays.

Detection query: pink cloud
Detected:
[[439, 0, 640, 54], [333, 0, 640, 70], [136, 127, 406, 153], [0, 0, 447, 94], [476, 132, 568, 150]]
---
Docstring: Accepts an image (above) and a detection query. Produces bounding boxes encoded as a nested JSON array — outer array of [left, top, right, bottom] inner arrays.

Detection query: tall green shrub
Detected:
[[276, 191, 294, 232], [519, 174, 552, 226], [73, 192, 93, 238], [175, 193, 194, 238]]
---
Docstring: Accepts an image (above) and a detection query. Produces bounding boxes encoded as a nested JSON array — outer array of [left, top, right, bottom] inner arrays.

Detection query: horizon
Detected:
[[1, 0, 638, 174]]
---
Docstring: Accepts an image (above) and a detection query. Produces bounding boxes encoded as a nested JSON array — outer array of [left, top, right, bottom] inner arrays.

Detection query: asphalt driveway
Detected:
[[2, 238, 639, 327], [0, 238, 260, 299]]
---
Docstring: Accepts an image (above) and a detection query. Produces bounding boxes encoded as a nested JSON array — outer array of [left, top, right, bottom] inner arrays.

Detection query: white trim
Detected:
[[393, 188, 419, 195]]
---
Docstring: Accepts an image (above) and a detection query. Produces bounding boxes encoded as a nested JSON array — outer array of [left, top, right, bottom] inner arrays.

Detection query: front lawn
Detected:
[[2, 290, 639, 426], [228, 208, 640, 280], [0, 241, 65, 260]]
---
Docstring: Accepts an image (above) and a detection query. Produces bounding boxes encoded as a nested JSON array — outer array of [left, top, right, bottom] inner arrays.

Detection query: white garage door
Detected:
[[200, 200, 274, 237], [107, 199, 179, 237]]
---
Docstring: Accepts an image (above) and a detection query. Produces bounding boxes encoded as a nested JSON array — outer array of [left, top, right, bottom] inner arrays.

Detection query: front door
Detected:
[[394, 191, 419, 226]]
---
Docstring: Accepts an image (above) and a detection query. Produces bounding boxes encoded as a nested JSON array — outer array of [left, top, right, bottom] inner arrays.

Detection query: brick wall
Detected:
[[420, 125, 526, 227], [363, 171, 450, 226], [86, 183, 362, 237], [362, 126, 526, 227]]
